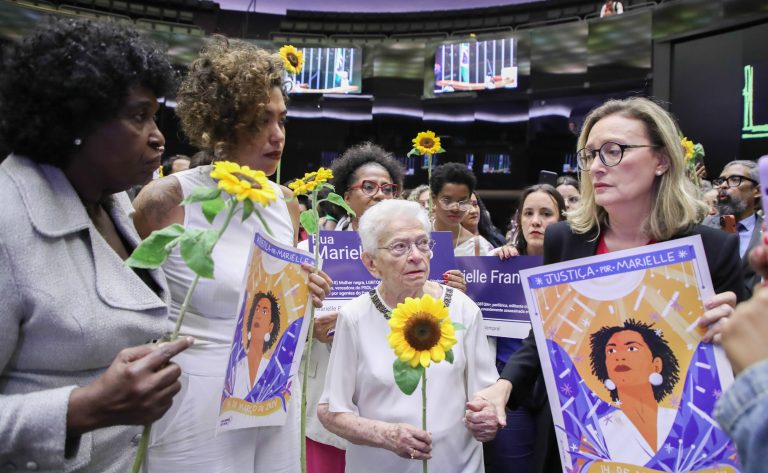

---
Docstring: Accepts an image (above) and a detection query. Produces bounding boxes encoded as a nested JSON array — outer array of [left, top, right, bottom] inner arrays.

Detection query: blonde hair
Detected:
[[568, 97, 707, 240]]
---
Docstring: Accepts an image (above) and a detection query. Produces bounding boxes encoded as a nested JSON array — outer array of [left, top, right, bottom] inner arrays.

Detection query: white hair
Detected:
[[358, 200, 431, 254]]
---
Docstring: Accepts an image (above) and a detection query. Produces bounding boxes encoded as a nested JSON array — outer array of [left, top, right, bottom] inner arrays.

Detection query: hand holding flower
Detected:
[[386, 423, 433, 460], [67, 337, 194, 435]]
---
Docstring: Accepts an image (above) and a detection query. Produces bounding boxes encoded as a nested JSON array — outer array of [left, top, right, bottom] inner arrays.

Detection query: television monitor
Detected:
[[482, 153, 511, 174], [434, 37, 518, 94], [286, 46, 362, 95], [421, 154, 440, 169], [399, 155, 416, 176]]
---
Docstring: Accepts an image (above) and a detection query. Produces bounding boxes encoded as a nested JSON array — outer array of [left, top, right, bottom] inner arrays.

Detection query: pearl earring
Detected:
[[247, 332, 251, 341], [604, 379, 616, 391], [73, 138, 82, 146], [264, 333, 271, 343], [656, 170, 663, 176], [649, 372, 663, 386]]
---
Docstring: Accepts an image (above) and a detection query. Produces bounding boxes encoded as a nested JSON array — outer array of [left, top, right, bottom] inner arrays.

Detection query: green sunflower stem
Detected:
[[426, 154, 433, 222], [276, 161, 281, 186], [130, 425, 151, 473], [131, 199, 240, 473], [422, 370, 427, 473], [301, 189, 322, 473]]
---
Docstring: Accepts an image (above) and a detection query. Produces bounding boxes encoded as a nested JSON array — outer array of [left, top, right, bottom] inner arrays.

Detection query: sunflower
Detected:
[[681, 137, 695, 161], [411, 130, 442, 155], [210, 161, 277, 206], [387, 294, 457, 368], [279, 45, 304, 75], [288, 167, 333, 196]]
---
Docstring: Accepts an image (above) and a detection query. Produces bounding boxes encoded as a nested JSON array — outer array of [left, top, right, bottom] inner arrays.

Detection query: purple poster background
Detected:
[[313, 230, 455, 315], [455, 255, 542, 338]]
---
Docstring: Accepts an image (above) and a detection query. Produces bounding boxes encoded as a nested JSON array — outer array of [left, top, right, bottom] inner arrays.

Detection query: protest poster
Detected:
[[455, 255, 542, 338], [519, 236, 740, 473], [218, 231, 315, 431], [312, 230, 456, 316]]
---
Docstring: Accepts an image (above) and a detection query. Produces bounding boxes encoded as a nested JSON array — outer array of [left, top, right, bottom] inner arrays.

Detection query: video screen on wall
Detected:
[[286, 46, 362, 94], [434, 37, 518, 94]]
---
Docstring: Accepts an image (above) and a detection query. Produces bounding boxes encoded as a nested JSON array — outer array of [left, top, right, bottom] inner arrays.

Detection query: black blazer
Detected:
[[701, 213, 763, 297], [500, 221, 746, 473]]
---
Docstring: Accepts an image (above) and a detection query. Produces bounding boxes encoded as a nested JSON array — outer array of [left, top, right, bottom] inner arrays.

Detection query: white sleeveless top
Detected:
[[163, 165, 294, 353]]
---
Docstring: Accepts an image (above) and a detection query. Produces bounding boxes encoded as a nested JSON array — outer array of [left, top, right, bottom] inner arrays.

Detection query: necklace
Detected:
[[368, 285, 454, 320]]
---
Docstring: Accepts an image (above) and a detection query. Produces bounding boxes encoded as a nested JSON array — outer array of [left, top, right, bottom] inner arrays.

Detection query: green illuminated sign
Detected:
[[743, 65, 768, 139]]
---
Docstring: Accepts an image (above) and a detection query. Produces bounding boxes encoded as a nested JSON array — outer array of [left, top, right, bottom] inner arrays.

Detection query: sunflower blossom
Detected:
[[387, 294, 457, 368], [681, 137, 695, 161], [412, 131, 442, 155], [279, 45, 304, 74], [210, 161, 277, 206], [288, 167, 334, 196]]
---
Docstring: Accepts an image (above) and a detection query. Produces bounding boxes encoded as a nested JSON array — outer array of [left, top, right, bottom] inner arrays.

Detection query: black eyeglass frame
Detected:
[[711, 174, 758, 188], [576, 141, 661, 170]]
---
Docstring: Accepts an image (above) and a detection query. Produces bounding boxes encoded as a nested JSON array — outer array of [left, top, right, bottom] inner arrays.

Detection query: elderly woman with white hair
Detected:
[[317, 199, 500, 473]]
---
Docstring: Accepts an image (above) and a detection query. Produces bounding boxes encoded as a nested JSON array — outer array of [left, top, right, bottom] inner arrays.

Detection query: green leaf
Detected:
[[407, 148, 421, 157], [241, 198, 254, 222], [125, 224, 185, 269], [181, 186, 221, 205], [325, 192, 356, 217], [436, 147, 446, 154], [179, 228, 218, 278], [393, 359, 424, 395], [201, 196, 226, 224], [452, 322, 466, 331], [445, 349, 454, 364], [300, 209, 318, 235]]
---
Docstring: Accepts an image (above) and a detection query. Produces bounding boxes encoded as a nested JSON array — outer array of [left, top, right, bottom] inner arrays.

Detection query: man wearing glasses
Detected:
[[706, 160, 762, 296]]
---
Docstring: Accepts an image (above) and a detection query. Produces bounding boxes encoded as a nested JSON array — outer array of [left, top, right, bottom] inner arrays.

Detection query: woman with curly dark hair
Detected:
[[133, 36, 332, 472], [588, 319, 680, 464], [329, 141, 404, 231], [0, 18, 192, 472]]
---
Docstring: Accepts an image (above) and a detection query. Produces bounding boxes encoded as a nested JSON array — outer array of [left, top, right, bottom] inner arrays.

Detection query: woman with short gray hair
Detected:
[[318, 199, 499, 473]]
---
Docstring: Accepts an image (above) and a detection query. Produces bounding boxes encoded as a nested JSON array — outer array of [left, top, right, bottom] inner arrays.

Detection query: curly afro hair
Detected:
[[0, 18, 176, 166], [330, 142, 405, 197], [589, 318, 680, 403], [429, 162, 476, 196], [175, 36, 284, 160]]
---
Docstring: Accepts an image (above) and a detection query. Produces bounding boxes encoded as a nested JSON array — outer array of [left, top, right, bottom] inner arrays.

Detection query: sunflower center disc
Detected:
[[403, 313, 441, 351]]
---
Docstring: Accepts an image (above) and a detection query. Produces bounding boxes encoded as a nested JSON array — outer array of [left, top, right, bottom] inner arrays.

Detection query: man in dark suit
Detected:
[[705, 160, 763, 296]]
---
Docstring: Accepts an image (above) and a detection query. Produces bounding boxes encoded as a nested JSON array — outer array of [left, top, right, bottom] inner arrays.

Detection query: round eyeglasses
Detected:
[[576, 141, 660, 170], [436, 197, 472, 212], [378, 238, 436, 258], [348, 180, 399, 197]]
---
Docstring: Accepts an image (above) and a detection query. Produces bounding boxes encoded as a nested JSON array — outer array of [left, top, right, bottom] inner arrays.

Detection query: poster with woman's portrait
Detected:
[[218, 231, 315, 432], [519, 236, 740, 473]]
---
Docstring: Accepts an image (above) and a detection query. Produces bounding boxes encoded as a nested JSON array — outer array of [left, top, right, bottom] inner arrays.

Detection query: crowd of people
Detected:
[[1, 17, 767, 473]]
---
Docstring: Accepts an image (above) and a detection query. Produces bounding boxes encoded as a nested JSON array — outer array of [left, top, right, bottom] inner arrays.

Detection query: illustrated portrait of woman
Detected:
[[589, 319, 680, 465], [233, 291, 281, 398]]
